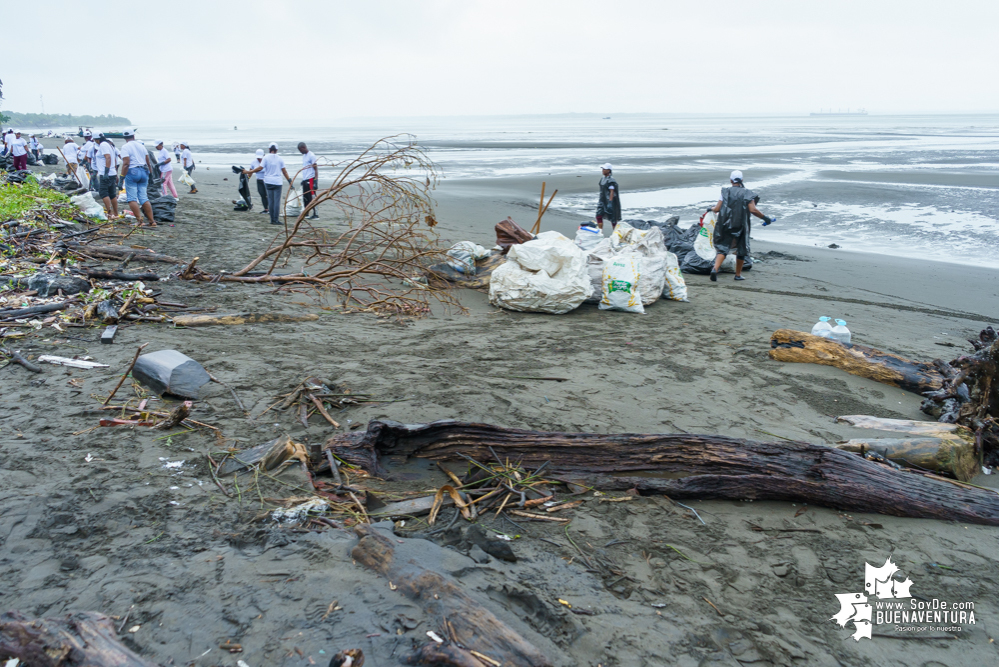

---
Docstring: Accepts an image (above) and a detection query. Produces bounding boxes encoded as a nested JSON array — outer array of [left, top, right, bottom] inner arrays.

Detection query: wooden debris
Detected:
[[171, 312, 319, 327], [36, 355, 109, 369], [769, 329, 944, 394], [351, 524, 552, 667], [324, 420, 999, 525], [0, 610, 159, 667], [101, 325, 118, 344], [1, 346, 41, 373]]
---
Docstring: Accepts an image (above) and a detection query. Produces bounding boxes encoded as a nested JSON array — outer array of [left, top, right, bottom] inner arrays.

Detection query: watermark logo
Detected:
[[830, 554, 975, 641]]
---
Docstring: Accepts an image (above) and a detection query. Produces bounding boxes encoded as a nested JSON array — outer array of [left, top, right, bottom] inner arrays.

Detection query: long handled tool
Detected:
[[530, 181, 558, 235]]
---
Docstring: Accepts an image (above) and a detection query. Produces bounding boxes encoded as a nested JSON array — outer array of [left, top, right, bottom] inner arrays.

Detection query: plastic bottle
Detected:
[[811, 316, 833, 338], [830, 319, 852, 345]]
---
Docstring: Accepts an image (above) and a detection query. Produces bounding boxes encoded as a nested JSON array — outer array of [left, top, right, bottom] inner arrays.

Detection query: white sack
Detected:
[[489, 230, 592, 314], [663, 251, 688, 301], [446, 241, 490, 274], [696, 211, 737, 272], [599, 252, 644, 313], [284, 186, 302, 217], [574, 224, 604, 252], [585, 221, 666, 306]]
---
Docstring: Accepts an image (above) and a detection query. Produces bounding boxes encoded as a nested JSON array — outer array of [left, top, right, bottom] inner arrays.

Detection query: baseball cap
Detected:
[[601, 163, 612, 170], [730, 170, 743, 182], [13, 129, 20, 134], [268, 142, 278, 150], [255, 149, 264, 158], [156, 139, 165, 146], [123, 128, 135, 137], [84, 129, 92, 136]]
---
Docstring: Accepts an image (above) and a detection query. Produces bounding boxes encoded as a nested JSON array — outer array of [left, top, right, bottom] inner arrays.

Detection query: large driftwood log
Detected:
[[351, 524, 551, 667], [0, 611, 158, 666], [769, 329, 944, 393], [326, 420, 999, 525], [834, 416, 979, 481]]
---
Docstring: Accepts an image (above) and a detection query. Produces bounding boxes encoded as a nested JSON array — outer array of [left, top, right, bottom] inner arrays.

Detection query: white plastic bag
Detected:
[[70, 192, 108, 221], [599, 252, 644, 313], [446, 241, 490, 274], [284, 186, 302, 217], [178, 171, 194, 187], [663, 251, 688, 301], [574, 224, 603, 252], [77, 168, 90, 189], [489, 231, 593, 314]]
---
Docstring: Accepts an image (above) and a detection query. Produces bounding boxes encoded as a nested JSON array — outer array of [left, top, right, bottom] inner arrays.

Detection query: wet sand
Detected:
[[1, 164, 998, 666]]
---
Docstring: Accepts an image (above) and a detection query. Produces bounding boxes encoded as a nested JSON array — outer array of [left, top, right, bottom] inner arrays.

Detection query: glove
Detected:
[[762, 216, 776, 226]]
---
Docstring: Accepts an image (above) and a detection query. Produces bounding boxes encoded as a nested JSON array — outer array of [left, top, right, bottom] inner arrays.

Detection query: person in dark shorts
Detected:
[[297, 142, 319, 219], [595, 163, 621, 229], [95, 134, 120, 219], [706, 170, 775, 281]]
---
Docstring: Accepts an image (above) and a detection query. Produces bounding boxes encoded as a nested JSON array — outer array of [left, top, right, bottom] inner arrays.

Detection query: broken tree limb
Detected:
[[0, 610, 158, 667], [834, 415, 979, 482], [769, 329, 944, 394], [103, 342, 148, 406], [0, 301, 73, 320], [63, 243, 181, 264], [83, 270, 160, 281], [325, 420, 999, 525], [404, 642, 489, 667], [351, 524, 552, 667], [171, 312, 319, 327], [1, 347, 42, 373], [153, 400, 193, 430]]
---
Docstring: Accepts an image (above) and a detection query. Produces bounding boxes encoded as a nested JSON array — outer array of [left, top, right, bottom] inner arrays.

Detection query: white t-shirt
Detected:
[[29, 138, 41, 150], [121, 140, 149, 169], [260, 153, 286, 185], [249, 157, 263, 178], [10, 138, 27, 157], [80, 140, 94, 163], [63, 143, 79, 163], [157, 147, 173, 172], [95, 143, 115, 173], [301, 151, 317, 180], [3, 134, 12, 148], [180, 148, 193, 168]]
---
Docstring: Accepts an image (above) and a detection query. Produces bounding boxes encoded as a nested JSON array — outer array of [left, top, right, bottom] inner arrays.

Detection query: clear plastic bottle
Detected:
[[811, 316, 833, 338], [830, 319, 852, 345]]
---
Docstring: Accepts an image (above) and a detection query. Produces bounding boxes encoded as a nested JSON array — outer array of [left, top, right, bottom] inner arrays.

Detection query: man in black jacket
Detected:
[[706, 170, 775, 281]]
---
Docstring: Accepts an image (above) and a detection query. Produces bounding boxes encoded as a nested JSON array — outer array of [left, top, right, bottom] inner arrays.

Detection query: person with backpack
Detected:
[[706, 170, 775, 282]]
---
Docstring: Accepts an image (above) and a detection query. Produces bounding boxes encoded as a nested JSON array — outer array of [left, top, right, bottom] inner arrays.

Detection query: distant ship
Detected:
[[810, 109, 868, 116], [602, 116, 611, 120]]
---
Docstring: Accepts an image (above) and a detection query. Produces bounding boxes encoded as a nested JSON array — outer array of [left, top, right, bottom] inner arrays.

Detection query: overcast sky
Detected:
[[4, 0, 997, 122]]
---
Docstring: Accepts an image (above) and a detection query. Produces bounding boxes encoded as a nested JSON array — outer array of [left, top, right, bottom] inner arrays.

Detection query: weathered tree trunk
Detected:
[[0, 611, 158, 666], [834, 415, 979, 481], [769, 329, 944, 393], [351, 524, 551, 667], [325, 420, 999, 525], [404, 642, 489, 666]]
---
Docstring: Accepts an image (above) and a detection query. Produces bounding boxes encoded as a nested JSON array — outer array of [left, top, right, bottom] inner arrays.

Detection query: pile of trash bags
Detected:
[[489, 231, 593, 314], [628, 213, 752, 275], [145, 156, 177, 222]]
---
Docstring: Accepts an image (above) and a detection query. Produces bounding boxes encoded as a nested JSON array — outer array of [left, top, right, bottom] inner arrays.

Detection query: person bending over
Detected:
[[297, 142, 319, 220]]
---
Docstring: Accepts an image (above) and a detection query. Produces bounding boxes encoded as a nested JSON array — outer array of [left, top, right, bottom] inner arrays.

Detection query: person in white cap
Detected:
[[595, 163, 621, 229], [705, 170, 776, 282], [154, 140, 177, 197], [94, 134, 120, 218], [9, 130, 29, 170], [243, 143, 292, 225], [180, 142, 197, 194], [62, 137, 80, 179], [2, 129, 13, 157], [120, 129, 157, 226], [297, 142, 319, 219], [249, 148, 268, 213]]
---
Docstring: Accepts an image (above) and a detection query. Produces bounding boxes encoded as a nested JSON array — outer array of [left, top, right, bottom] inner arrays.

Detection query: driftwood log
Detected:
[[769, 329, 944, 393], [0, 611, 158, 666], [404, 642, 490, 667], [83, 270, 160, 281], [171, 312, 319, 327], [326, 420, 999, 525], [351, 524, 551, 667], [835, 416, 979, 481]]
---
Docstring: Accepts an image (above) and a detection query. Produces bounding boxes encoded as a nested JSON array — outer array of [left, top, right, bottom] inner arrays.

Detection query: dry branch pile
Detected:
[[185, 136, 464, 317]]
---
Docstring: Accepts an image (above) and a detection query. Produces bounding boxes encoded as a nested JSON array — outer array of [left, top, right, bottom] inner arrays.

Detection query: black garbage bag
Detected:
[[150, 194, 177, 223], [679, 249, 715, 274], [26, 153, 37, 166], [231, 166, 252, 210], [233, 198, 250, 211], [6, 170, 33, 184], [0, 154, 13, 171], [42, 154, 59, 165]]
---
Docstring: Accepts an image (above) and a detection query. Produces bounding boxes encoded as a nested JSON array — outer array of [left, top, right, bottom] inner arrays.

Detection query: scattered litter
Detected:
[[426, 631, 445, 643], [84, 453, 94, 463], [272, 498, 330, 524], [159, 458, 185, 469], [558, 599, 572, 608], [36, 355, 109, 369], [127, 625, 140, 633]]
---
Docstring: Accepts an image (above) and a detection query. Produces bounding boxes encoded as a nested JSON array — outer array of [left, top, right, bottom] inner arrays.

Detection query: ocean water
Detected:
[[100, 114, 999, 268]]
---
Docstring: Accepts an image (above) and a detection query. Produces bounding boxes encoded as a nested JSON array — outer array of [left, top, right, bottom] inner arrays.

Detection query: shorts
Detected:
[[124, 167, 150, 205], [98, 174, 119, 199]]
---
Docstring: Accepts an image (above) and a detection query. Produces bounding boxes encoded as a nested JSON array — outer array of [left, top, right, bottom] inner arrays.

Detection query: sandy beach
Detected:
[[2, 160, 999, 666]]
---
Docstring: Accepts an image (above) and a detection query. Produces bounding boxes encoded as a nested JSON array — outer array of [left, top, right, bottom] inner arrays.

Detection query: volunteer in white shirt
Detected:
[[296, 142, 320, 220], [120, 129, 156, 226], [249, 149, 268, 213], [80, 131, 97, 191], [179, 142, 197, 194], [62, 138, 80, 179], [154, 140, 177, 197], [9, 131, 29, 171], [95, 134, 119, 218], [244, 142, 292, 225], [2, 130, 13, 156], [28, 135, 43, 162]]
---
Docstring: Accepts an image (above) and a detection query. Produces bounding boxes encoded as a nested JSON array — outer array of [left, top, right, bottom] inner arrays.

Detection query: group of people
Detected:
[[1, 129, 41, 170], [242, 142, 319, 225], [594, 165, 775, 281]]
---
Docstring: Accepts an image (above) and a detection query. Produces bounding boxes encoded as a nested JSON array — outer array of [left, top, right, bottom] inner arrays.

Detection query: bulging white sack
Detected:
[[446, 241, 491, 274], [599, 252, 644, 313], [574, 224, 604, 252], [585, 221, 666, 306], [489, 231, 593, 314]]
